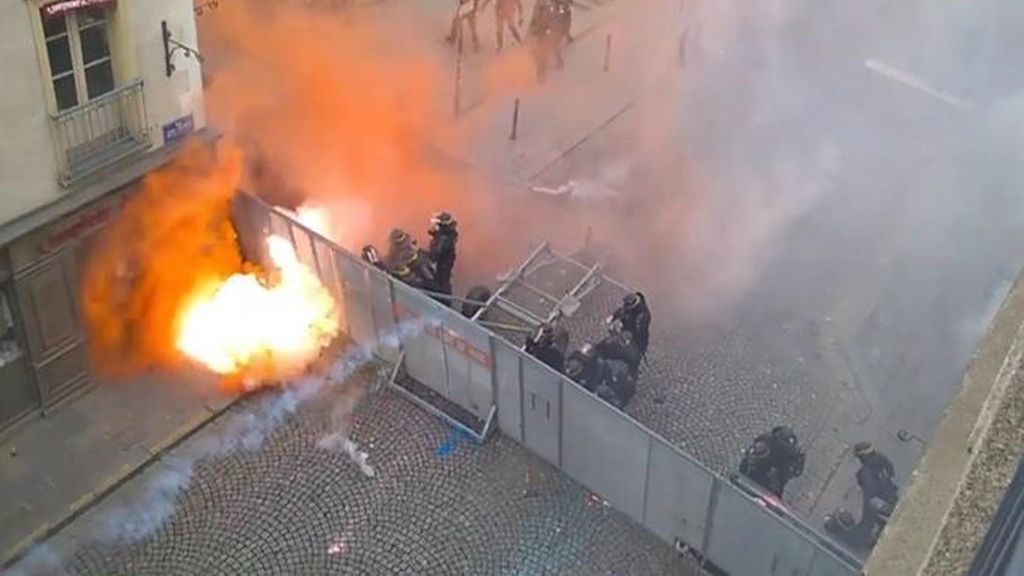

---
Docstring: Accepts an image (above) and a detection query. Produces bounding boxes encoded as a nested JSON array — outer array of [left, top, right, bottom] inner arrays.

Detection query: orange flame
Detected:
[[176, 234, 340, 381]]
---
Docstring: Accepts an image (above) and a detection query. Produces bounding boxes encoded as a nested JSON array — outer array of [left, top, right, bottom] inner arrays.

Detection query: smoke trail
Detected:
[[4, 319, 436, 576]]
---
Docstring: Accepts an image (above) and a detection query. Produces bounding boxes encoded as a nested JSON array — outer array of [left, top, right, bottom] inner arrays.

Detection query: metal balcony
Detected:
[[51, 79, 150, 185]]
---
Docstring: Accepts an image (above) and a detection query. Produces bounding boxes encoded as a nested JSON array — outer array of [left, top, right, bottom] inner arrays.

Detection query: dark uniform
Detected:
[[524, 322, 569, 372], [392, 263, 433, 292], [738, 426, 805, 498], [826, 442, 898, 549], [495, 0, 523, 50], [565, 345, 636, 408], [610, 292, 651, 360], [403, 248, 439, 293], [594, 327, 643, 377], [384, 229, 415, 270], [855, 442, 898, 508], [427, 212, 458, 299]]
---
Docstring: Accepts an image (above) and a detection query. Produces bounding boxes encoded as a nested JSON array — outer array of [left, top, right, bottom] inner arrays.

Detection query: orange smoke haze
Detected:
[[199, 2, 482, 253], [81, 141, 246, 377]]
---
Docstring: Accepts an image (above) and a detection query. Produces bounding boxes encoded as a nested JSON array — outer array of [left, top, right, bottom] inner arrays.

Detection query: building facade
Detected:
[[0, 0, 206, 433]]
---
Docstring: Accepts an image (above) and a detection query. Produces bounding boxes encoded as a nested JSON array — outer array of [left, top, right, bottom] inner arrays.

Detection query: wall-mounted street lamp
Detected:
[[162, 20, 204, 78]]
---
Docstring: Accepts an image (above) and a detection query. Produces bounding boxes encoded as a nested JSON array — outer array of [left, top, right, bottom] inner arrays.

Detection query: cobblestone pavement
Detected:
[[55, 383, 704, 576]]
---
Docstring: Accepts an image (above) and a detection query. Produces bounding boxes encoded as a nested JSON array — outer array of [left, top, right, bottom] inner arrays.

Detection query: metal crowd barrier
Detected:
[[231, 192, 860, 576]]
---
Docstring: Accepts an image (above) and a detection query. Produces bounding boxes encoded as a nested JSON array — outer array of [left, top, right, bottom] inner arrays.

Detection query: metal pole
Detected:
[[453, 22, 464, 117], [510, 97, 520, 140], [603, 34, 612, 71]]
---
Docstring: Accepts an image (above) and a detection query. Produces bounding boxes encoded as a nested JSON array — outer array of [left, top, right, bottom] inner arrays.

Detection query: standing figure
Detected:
[[446, 0, 483, 53], [427, 212, 458, 300], [738, 426, 805, 498], [551, 0, 573, 44], [528, 0, 557, 81], [495, 0, 523, 51], [609, 292, 652, 362], [524, 321, 569, 372]]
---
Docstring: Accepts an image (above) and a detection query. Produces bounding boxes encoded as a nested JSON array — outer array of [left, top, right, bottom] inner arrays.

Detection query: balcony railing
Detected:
[[51, 79, 150, 186]]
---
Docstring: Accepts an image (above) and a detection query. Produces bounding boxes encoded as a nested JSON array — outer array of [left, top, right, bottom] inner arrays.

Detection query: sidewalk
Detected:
[[429, 0, 667, 192], [0, 371, 236, 567]]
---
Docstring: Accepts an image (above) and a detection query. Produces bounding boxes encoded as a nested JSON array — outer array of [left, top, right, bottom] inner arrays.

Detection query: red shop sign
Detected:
[[42, 0, 115, 19]]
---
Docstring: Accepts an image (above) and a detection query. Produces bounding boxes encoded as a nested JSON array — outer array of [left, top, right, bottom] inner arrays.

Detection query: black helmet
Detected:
[[431, 211, 456, 227], [389, 228, 410, 245], [531, 323, 553, 345], [565, 357, 585, 379], [853, 441, 874, 458], [624, 292, 643, 310], [749, 438, 771, 459], [772, 426, 797, 446]]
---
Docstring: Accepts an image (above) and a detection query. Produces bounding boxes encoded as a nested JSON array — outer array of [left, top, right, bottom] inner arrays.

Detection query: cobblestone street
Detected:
[[53, 385, 702, 576]]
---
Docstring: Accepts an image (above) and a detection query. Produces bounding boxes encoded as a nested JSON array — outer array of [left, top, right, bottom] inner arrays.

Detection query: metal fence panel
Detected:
[[336, 252, 376, 347], [311, 237, 346, 335], [644, 439, 715, 552], [268, 210, 293, 244], [392, 281, 448, 396], [289, 224, 318, 273], [808, 548, 858, 576], [706, 483, 816, 576], [367, 269, 399, 362], [493, 339, 523, 441], [440, 312, 495, 422], [561, 382, 648, 522], [230, 194, 271, 265], [520, 356, 561, 466]]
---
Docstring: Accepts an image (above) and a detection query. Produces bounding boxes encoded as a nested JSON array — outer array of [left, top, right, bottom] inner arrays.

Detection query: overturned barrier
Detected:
[[231, 193, 860, 576]]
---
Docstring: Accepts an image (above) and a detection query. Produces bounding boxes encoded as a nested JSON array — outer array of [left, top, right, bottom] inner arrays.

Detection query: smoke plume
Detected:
[[80, 141, 246, 376]]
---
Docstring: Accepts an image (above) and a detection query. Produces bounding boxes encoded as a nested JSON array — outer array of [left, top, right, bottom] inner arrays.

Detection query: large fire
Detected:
[[176, 234, 340, 380]]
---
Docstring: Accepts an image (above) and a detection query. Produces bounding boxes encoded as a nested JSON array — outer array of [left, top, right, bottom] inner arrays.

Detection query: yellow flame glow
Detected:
[[176, 235, 340, 379]]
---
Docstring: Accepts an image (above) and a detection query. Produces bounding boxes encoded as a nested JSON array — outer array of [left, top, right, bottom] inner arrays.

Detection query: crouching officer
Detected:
[[595, 323, 643, 377], [738, 426, 805, 498], [564, 345, 636, 409], [825, 442, 898, 550], [427, 212, 458, 301], [609, 292, 651, 360], [525, 321, 569, 372], [385, 228, 415, 269]]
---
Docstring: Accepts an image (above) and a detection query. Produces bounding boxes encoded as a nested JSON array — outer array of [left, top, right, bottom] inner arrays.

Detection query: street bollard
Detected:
[[510, 98, 520, 140], [603, 34, 612, 71]]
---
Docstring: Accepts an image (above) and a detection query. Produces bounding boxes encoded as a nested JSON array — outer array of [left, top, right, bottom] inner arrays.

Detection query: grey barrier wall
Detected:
[[232, 193, 859, 576]]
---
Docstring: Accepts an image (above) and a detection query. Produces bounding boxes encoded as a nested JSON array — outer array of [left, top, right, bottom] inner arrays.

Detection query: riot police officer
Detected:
[[738, 426, 805, 498], [564, 344, 636, 408], [385, 228, 415, 270], [609, 292, 651, 359], [402, 246, 439, 294], [524, 321, 569, 372], [594, 323, 643, 377], [854, 442, 898, 508], [427, 212, 458, 300]]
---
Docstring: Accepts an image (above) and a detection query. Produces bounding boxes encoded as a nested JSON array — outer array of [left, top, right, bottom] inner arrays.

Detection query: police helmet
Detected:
[[833, 509, 856, 530], [749, 438, 771, 459], [532, 323, 553, 344], [580, 343, 596, 358], [431, 211, 456, 227], [624, 292, 643, 310], [389, 229, 410, 245], [772, 426, 797, 446], [853, 441, 874, 458], [565, 357, 585, 379]]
